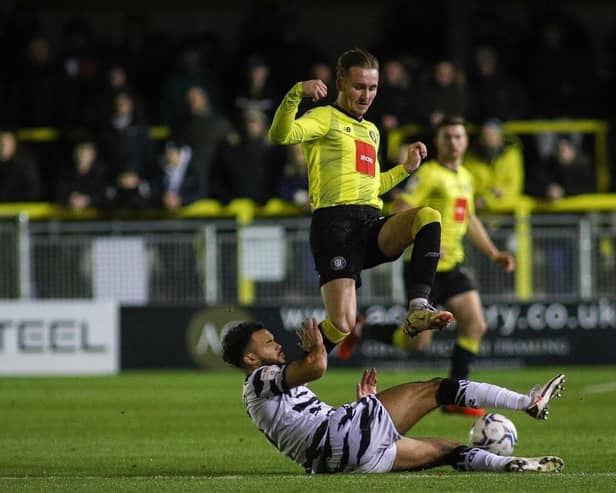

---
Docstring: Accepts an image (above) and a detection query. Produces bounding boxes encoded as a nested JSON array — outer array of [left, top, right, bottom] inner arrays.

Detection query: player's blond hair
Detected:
[[336, 48, 379, 79]]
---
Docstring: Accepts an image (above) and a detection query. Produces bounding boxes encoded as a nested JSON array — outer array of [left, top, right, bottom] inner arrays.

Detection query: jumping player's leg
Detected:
[[377, 207, 441, 290], [319, 278, 357, 351], [378, 207, 453, 335]]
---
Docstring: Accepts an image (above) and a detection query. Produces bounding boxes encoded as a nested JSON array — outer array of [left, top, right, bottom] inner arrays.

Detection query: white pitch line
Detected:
[[1, 473, 616, 480], [580, 382, 616, 394]]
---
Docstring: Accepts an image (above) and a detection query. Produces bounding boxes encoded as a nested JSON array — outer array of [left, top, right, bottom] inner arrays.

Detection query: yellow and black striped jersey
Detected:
[[269, 82, 408, 211], [399, 160, 474, 271]]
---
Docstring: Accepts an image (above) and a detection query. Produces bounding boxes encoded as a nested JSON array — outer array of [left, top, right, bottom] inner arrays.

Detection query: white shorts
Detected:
[[313, 395, 403, 473]]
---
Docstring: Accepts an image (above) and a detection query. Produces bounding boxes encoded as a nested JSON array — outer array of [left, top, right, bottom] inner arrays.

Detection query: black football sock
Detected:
[[450, 344, 476, 380], [406, 221, 440, 299]]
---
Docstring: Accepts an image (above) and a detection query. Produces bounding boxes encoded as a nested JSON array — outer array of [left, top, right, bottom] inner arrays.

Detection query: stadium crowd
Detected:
[[0, 3, 614, 212]]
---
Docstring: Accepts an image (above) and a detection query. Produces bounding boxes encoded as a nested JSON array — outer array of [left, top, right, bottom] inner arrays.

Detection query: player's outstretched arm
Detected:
[[285, 317, 327, 388], [468, 213, 515, 272]]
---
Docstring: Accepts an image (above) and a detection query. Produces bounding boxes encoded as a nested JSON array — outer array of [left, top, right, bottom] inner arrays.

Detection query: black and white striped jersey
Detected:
[[242, 364, 335, 471]]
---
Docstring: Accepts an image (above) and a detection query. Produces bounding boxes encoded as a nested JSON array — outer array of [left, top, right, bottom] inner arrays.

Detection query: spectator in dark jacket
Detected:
[[0, 130, 42, 202], [150, 141, 203, 211], [418, 58, 469, 127], [173, 86, 234, 198], [55, 139, 110, 211], [97, 91, 156, 209], [278, 143, 309, 213], [214, 108, 283, 205]]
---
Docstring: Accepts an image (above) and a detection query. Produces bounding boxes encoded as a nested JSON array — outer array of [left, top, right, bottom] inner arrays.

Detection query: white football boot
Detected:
[[526, 374, 566, 420], [506, 456, 564, 472]]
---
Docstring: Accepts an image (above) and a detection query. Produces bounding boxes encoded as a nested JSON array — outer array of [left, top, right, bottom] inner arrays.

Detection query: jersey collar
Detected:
[[331, 104, 364, 122]]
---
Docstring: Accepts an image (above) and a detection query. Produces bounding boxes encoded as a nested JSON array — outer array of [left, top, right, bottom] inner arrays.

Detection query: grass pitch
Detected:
[[1, 366, 615, 492]]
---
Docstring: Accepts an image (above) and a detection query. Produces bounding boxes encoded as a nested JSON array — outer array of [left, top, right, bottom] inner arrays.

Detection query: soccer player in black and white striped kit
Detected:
[[222, 318, 566, 474]]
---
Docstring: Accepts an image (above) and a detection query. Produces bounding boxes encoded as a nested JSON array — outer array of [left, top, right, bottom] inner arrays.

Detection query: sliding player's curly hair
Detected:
[[222, 321, 265, 368], [336, 48, 379, 79]]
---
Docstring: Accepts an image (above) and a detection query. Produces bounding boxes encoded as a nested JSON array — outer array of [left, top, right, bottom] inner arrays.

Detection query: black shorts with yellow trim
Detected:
[[404, 262, 476, 305], [310, 205, 400, 287]]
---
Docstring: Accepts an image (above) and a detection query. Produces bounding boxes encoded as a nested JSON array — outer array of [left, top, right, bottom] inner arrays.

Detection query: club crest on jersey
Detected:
[[368, 130, 377, 143], [261, 366, 278, 380], [345, 126, 352, 133], [330, 256, 347, 271]]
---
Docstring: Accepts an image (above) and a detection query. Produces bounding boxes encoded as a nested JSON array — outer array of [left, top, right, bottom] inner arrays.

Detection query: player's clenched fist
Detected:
[[402, 141, 428, 174], [302, 80, 328, 102]]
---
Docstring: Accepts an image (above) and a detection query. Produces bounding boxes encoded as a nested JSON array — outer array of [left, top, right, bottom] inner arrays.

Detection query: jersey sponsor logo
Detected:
[[355, 140, 376, 176], [330, 256, 347, 271], [368, 130, 377, 144], [454, 197, 468, 222]]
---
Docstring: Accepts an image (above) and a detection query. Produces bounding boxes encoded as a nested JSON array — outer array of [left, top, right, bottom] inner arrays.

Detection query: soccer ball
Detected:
[[469, 413, 518, 456]]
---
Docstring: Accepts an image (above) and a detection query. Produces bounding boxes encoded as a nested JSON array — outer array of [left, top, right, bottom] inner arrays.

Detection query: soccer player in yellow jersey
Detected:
[[394, 116, 515, 416], [269, 48, 453, 353]]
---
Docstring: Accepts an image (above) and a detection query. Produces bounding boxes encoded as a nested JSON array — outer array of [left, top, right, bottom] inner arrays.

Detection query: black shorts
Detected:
[[310, 205, 401, 287], [404, 263, 475, 305]]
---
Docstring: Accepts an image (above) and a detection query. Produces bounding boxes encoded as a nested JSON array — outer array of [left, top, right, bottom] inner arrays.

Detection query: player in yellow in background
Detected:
[[393, 116, 516, 416], [269, 48, 453, 355]]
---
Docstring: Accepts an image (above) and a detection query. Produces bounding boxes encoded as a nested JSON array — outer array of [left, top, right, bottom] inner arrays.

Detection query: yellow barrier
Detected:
[[2, 195, 614, 305], [387, 119, 611, 193]]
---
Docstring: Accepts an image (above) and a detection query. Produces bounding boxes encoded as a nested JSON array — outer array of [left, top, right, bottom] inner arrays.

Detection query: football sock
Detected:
[[362, 323, 398, 345], [450, 339, 477, 380], [456, 447, 511, 472], [454, 380, 531, 410], [392, 325, 408, 349], [318, 319, 348, 353], [405, 209, 441, 298]]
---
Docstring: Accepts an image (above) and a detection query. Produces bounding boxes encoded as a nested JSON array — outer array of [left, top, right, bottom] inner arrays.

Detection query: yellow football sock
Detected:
[[392, 326, 407, 349], [411, 206, 441, 238], [456, 335, 480, 354], [320, 319, 348, 344]]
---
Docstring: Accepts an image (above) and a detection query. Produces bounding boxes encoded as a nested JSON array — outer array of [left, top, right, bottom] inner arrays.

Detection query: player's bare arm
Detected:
[[285, 317, 328, 388], [468, 213, 515, 272], [302, 80, 328, 102]]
